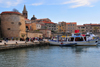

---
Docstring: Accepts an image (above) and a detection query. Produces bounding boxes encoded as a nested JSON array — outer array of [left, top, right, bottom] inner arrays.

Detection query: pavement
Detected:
[[0, 40, 33, 45]]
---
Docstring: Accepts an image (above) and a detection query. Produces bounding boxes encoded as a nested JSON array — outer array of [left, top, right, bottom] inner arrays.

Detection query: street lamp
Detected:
[[26, 28, 29, 42], [26, 28, 29, 37]]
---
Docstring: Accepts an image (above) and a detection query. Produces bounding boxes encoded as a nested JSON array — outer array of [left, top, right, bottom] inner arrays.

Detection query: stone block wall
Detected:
[[27, 32, 43, 38], [1, 13, 26, 38]]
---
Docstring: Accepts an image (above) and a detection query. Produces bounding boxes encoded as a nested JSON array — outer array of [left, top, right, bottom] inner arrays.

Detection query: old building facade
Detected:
[[31, 17, 57, 31], [66, 22, 77, 33], [0, 14, 1, 37], [39, 29, 51, 38], [27, 32, 43, 38], [1, 11, 26, 38], [77, 24, 100, 33], [26, 23, 37, 31], [91, 24, 100, 33], [77, 25, 86, 33], [57, 21, 66, 33], [42, 21, 57, 31]]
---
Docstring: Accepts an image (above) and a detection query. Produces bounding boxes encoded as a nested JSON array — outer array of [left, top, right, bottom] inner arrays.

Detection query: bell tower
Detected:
[[22, 5, 28, 19]]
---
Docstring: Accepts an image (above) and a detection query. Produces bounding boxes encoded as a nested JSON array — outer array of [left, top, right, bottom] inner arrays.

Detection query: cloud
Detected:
[[0, 0, 23, 8], [31, 3, 43, 6], [62, 0, 98, 8]]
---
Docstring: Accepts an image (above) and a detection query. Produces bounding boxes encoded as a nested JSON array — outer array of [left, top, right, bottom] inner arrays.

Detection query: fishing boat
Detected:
[[49, 33, 98, 46]]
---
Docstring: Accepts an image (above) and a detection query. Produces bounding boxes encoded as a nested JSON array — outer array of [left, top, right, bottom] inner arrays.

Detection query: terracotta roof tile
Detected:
[[77, 25, 84, 27], [25, 18, 30, 21], [66, 22, 77, 24], [1, 11, 22, 15], [43, 21, 55, 24], [84, 24, 100, 26]]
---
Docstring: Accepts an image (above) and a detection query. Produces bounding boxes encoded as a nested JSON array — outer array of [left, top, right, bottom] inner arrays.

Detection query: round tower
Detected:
[[1, 11, 26, 38]]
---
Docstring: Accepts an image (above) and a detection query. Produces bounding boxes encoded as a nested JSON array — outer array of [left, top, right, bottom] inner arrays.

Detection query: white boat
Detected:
[[49, 34, 98, 46]]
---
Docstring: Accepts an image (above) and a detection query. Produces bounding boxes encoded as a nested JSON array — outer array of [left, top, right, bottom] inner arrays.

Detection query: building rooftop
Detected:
[[1, 11, 22, 15], [66, 22, 77, 24], [25, 18, 30, 21], [43, 21, 55, 24], [77, 25, 84, 27], [84, 24, 100, 26]]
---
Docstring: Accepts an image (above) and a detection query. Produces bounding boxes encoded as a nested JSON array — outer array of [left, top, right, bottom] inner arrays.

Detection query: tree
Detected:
[[12, 8, 19, 12], [21, 34, 25, 39]]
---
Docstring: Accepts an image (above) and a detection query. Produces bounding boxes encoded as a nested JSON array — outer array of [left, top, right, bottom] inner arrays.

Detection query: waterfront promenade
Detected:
[[0, 40, 32, 45], [0, 40, 49, 50]]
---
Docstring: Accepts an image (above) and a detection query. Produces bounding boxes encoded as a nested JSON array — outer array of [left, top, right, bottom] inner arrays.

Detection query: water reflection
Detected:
[[60, 46, 99, 53], [0, 46, 100, 67]]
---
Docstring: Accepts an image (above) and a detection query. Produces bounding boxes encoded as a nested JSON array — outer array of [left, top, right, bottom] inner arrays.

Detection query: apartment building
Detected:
[[77, 25, 86, 33], [57, 21, 66, 33], [66, 22, 77, 33]]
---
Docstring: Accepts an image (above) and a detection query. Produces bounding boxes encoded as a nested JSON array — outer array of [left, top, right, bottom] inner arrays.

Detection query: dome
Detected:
[[31, 15, 37, 20]]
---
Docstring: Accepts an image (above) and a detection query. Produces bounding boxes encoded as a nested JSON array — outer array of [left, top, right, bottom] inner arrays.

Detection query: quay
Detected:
[[0, 40, 50, 51]]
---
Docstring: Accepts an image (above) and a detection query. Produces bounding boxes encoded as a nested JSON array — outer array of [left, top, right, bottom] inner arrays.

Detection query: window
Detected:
[[18, 22, 21, 25], [11, 22, 14, 24], [7, 28, 10, 30], [23, 13, 26, 15], [30, 26, 31, 29], [81, 27, 84, 28], [26, 26, 29, 30]]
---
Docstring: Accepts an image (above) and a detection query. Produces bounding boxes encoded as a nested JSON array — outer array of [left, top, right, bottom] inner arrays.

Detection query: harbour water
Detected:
[[0, 46, 100, 67]]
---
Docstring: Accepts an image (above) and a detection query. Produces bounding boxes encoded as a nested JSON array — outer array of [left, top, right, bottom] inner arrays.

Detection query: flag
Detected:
[[75, 30, 79, 33]]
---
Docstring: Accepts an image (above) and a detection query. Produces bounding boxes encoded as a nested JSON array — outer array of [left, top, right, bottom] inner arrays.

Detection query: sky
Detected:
[[0, 0, 100, 25]]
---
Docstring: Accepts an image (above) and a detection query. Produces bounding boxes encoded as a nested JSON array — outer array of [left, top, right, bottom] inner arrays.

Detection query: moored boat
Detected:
[[49, 33, 98, 46]]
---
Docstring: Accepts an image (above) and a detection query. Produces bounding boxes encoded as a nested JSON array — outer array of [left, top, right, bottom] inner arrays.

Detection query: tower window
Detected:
[[30, 26, 31, 29], [19, 22, 22, 25], [11, 22, 14, 24], [7, 28, 10, 30], [23, 13, 26, 15]]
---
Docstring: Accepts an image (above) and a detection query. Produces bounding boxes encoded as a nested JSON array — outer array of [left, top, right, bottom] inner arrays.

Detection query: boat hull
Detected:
[[49, 40, 98, 46], [76, 40, 97, 46], [49, 40, 76, 46]]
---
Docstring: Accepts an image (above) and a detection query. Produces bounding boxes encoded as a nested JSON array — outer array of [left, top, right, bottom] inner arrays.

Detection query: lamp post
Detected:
[[26, 29, 29, 42], [26, 29, 29, 37]]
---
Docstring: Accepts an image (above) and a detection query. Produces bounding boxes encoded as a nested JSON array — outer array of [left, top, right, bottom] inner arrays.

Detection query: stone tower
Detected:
[[1, 11, 26, 38], [22, 5, 28, 19]]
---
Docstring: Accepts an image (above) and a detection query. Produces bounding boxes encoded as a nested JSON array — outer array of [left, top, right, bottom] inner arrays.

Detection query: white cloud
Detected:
[[62, 0, 99, 8], [0, 0, 23, 8], [31, 3, 43, 6]]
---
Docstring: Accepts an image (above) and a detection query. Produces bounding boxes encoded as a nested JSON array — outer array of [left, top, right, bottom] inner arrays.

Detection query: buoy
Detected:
[[61, 42, 63, 45]]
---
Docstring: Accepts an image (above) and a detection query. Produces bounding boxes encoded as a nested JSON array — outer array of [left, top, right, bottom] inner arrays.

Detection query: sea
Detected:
[[0, 45, 100, 67]]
